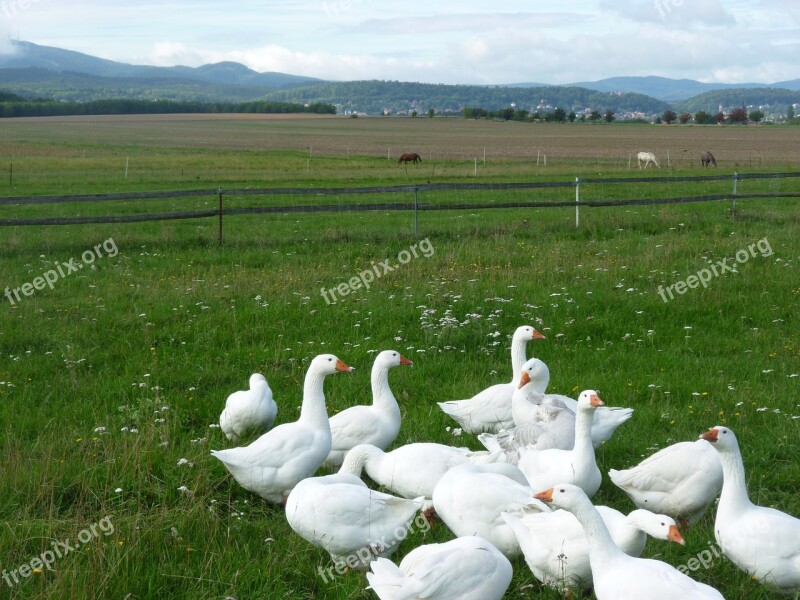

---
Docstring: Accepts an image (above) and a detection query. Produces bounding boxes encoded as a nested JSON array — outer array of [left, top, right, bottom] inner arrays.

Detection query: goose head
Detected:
[[517, 358, 550, 390], [628, 509, 685, 545], [576, 390, 604, 410], [534, 483, 590, 511], [310, 353, 353, 376], [514, 325, 547, 343], [375, 350, 414, 369], [701, 426, 738, 452]]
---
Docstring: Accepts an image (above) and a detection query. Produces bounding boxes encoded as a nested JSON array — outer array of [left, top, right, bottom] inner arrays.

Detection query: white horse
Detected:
[[637, 151, 660, 169]]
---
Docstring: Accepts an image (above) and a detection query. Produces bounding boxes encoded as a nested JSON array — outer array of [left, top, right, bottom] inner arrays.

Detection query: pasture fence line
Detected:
[[1, 171, 798, 240]]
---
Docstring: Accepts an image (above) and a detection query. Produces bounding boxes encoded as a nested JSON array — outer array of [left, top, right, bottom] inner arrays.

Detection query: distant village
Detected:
[[338, 98, 799, 124]]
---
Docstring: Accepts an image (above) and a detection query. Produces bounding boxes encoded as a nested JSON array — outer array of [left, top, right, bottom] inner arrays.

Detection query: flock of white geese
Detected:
[[211, 326, 800, 599]]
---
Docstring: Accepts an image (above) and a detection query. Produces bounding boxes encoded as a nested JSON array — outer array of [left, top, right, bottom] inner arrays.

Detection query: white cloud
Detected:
[[601, 0, 736, 26], [0, 0, 795, 85]]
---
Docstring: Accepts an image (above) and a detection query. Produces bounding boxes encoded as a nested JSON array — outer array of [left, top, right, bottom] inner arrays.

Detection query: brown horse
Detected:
[[397, 152, 422, 165], [700, 151, 717, 167]]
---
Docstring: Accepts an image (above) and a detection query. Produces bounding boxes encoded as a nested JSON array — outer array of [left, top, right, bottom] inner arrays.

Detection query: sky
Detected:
[[0, 0, 798, 85]]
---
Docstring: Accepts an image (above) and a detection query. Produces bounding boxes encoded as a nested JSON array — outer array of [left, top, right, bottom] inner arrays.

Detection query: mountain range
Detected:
[[1, 40, 798, 116], [0, 40, 322, 89]]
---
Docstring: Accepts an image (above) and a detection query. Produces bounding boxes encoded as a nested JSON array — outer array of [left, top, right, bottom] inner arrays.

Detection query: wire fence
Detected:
[[1, 172, 798, 239]]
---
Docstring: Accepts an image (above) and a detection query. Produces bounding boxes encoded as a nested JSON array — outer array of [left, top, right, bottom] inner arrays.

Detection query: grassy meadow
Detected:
[[0, 115, 799, 599]]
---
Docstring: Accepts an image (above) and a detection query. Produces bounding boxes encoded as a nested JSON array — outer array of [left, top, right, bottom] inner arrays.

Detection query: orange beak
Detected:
[[518, 371, 532, 389], [534, 488, 554, 503], [701, 428, 718, 443], [668, 524, 685, 545], [335, 360, 353, 373], [589, 394, 604, 407], [533, 330, 546, 340], [399, 355, 413, 366]]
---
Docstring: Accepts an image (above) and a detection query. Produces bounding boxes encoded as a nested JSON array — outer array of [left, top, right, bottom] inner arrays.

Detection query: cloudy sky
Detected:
[[1, 0, 798, 84]]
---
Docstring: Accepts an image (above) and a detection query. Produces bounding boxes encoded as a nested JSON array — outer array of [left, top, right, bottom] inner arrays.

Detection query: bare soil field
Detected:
[[1, 114, 798, 169]]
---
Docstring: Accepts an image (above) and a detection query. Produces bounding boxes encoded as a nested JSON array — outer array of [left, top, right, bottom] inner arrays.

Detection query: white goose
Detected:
[[609, 438, 723, 526], [219, 373, 277, 443], [512, 358, 633, 446], [366, 536, 513, 600], [702, 426, 800, 594], [535, 484, 725, 600], [431, 462, 550, 559], [478, 360, 576, 459], [511, 357, 573, 429], [437, 325, 545, 434], [286, 473, 424, 569], [478, 405, 573, 462], [503, 506, 684, 592], [517, 390, 604, 496], [324, 350, 412, 468], [210, 354, 351, 503], [339, 442, 501, 511]]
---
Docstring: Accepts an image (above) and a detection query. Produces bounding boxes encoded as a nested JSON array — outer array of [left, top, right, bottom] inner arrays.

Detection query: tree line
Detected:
[[463, 106, 618, 122], [0, 94, 336, 118], [462, 105, 796, 124]]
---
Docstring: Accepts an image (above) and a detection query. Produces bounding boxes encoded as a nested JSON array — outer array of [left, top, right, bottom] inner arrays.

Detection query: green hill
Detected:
[[260, 80, 672, 116]]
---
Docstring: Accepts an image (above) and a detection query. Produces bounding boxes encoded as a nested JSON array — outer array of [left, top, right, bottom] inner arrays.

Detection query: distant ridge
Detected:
[[501, 75, 800, 102], [0, 40, 324, 89]]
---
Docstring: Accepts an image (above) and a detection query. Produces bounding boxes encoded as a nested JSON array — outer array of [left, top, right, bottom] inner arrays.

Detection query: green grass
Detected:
[[0, 116, 799, 599]]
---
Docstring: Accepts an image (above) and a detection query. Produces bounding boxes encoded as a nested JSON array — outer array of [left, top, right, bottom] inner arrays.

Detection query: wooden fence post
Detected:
[[218, 188, 223, 244], [413, 186, 419, 238]]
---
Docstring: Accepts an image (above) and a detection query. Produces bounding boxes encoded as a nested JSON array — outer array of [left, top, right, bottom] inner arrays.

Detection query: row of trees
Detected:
[[0, 96, 336, 118], [661, 108, 767, 125], [463, 106, 617, 123], [462, 104, 787, 125]]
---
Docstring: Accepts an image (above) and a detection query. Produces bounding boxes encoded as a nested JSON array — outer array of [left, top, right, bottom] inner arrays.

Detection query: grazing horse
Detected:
[[637, 151, 660, 169], [701, 151, 717, 167], [397, 152, 422, 165]]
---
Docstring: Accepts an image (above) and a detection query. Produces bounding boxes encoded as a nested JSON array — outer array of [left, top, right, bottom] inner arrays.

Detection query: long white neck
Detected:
[[339, 445, 376, 477], [716, 445, 753, 519], [371, 361, 400, 417], [299, 366, 330, 428], [573, 406, 596, 458], [572, 499, 626, 569], [510, 336, 529, 382], [620, 511, 650, 556]]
